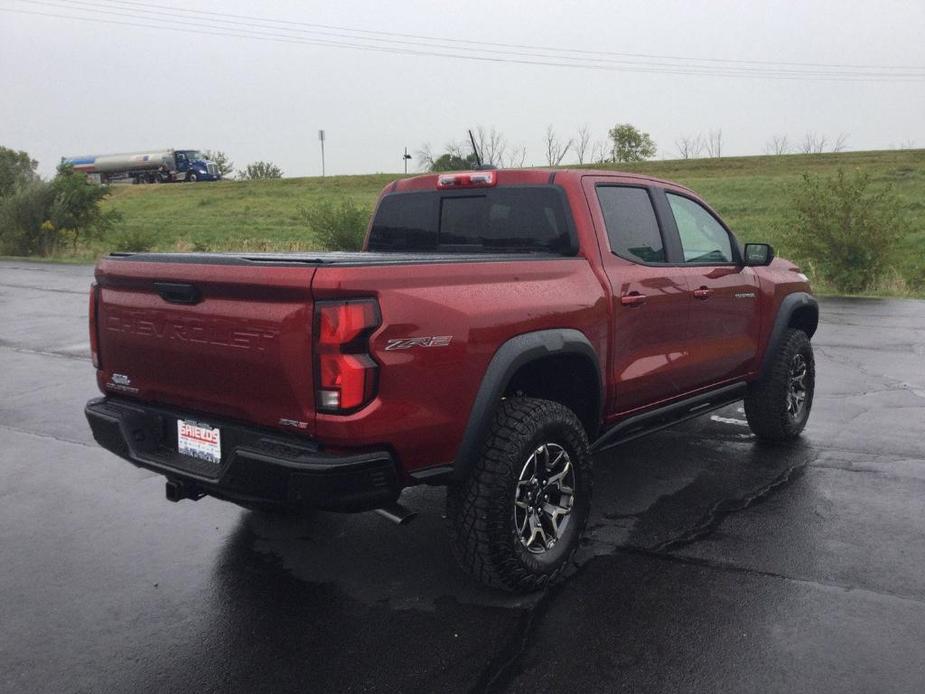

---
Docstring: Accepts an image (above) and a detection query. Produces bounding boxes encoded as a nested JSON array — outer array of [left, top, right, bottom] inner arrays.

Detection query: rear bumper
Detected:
[[85, 397, 400, 512]]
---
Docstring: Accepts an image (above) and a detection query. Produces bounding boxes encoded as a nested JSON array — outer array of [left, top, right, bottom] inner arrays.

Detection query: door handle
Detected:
[[154, 281, 201, 305], [620, 293, 647, 307], [692, 287, 713, 300]]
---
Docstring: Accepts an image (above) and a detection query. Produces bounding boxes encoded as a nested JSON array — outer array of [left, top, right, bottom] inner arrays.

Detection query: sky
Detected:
[[1, 0, 923, 178]]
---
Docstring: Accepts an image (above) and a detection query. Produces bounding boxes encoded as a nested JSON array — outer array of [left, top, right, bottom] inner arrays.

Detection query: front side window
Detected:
[[667, 193, 733, 263], [596, 186, 665, 263]]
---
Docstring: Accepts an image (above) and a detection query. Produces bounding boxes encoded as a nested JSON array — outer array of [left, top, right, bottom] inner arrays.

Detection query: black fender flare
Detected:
[[758, 292, 819, 379], [450, 329, 603, 482]]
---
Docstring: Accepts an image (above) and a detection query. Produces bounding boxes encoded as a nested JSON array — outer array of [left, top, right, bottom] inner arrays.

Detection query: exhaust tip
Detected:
[[374, 503, 417, 526]]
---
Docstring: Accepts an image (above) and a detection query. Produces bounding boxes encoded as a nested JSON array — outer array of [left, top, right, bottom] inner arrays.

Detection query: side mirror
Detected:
[[743, 243, 775, 266]]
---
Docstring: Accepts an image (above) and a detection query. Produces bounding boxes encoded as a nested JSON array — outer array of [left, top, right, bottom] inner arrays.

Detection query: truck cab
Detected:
[[173, 150, 221, 182]]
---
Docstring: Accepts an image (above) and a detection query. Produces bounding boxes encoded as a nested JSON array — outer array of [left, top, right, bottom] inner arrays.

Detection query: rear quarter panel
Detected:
[[311, 257, 608, 477]]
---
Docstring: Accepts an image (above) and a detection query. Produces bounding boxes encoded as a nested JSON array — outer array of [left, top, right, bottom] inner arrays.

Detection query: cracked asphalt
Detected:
[[2, 260, 924, 693]]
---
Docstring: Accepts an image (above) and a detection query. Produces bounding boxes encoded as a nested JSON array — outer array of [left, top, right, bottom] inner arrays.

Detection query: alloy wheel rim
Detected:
[[787, 353, 808, 419], [513, 442, 575, 554]]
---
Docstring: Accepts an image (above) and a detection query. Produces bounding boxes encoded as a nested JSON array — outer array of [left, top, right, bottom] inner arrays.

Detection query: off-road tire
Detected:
[[745, 328, 815, 441], [446, 397, 592, 592]]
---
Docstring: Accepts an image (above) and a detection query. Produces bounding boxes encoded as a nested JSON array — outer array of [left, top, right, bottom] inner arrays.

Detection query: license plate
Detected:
[[177, 419, 221, 464]]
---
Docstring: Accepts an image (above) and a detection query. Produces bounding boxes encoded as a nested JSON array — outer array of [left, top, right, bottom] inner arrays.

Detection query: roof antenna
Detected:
[[468, 129, 483, 169]]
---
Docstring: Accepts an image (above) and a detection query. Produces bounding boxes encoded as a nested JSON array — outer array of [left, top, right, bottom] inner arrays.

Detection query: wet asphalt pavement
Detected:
[[2, 260, 924, 693]]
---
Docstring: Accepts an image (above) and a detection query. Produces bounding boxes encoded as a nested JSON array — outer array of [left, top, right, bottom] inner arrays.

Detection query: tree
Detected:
[[238, 161, 283, 180], [203, 150, 234, 177], [675, 133, 703, 160], [591, 140, 609, 164], [49, 163, 119, 252], [765, 135, 790, 155], [415, 143, 436, 171], [705, 130, 723, 158], [544, 125, 573, 166], [431, 152, 479, 171], [800, 133, 827, 154], [473, 126, 506, 167], [0, 146, 39, 198], [575, 124, 592, 165], [504, 144, 528, 168], [417, 141, 479, 171], [608, 124, 656, 163], [831, 133, 849, 153]]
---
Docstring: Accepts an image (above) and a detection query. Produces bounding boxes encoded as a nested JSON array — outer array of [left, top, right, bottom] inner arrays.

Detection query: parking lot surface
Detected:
[[2, 260, 924, 693]]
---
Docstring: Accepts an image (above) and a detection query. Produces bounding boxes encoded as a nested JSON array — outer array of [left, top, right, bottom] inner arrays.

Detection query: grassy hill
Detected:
[[97, 148, 924, 293]]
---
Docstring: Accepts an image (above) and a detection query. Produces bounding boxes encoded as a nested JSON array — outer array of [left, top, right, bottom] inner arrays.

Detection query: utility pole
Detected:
[[318, 129, 326, 177], [402, 147, 412, 174]]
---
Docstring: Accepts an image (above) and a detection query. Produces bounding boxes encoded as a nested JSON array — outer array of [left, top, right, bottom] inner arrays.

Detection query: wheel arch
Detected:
[[759, 292, 819, 380], [450, 329, 603, 482]]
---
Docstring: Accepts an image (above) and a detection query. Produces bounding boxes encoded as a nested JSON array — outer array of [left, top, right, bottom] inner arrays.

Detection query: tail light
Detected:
[[88, 281, 101, 368], [314, 299, 380, 413]]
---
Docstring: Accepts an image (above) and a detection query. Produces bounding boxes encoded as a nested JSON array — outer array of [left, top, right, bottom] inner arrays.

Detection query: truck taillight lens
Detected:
[[88, 282, 100, 368], [436, 170, 496, 189], [315, 299, 380, 412]]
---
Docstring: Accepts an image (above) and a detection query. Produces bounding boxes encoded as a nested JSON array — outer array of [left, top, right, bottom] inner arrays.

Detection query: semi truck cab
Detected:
[[173, 150, 221, 182]]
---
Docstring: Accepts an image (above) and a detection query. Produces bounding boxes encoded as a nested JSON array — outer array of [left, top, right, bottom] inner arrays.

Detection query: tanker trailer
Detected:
[[62, 149, 221, 184]]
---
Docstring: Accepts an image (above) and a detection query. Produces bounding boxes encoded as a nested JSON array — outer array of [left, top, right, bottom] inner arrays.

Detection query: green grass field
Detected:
[[93, 149, 924, 294]]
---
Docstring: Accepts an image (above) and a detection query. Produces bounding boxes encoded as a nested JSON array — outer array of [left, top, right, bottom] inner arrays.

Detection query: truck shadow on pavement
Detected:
[[161, 406, 819, 692]]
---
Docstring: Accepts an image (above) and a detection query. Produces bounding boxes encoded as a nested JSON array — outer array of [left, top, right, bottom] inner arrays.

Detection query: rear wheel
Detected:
[[447, 397, 592, 592], [744, 328, 815, 441]]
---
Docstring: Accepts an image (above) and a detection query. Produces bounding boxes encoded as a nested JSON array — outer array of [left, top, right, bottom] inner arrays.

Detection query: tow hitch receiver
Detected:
[[165, 479, 205, 503]]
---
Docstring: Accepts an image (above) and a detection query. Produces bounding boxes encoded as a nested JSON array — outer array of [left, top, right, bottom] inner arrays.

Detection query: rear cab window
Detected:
[[368, 186, 576, 254]]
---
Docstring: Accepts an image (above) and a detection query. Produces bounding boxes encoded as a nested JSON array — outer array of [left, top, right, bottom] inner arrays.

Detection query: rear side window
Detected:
[[596, 186, 665, 263], [368, 186, 575, 254], [666, 193, 733, 264]]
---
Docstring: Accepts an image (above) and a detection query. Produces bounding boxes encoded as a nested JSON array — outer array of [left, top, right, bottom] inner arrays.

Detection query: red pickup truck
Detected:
[[85, 168, 818, 591]]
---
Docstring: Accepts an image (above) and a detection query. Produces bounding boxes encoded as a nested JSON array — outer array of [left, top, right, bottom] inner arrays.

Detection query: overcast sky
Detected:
[[2, 0, 923, 178]]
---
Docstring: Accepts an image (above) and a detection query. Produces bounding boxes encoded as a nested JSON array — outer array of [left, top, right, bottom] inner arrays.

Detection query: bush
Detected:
[[237, 161, 283, 180], [110, 228, 157, 253], [0, 181, 60, 255], [0, 164, 121, 257], [781, 169, 907, 293], [301, 198, 371, 251]]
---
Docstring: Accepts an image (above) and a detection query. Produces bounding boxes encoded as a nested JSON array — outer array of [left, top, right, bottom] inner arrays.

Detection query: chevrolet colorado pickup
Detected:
[[85, 168, 818, 591]]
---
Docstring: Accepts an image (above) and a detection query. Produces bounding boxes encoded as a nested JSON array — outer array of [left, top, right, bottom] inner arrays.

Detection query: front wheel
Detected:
[[187, 172, 198, 182], [447, 397, 592, 592], [744, 328, 815, 441]]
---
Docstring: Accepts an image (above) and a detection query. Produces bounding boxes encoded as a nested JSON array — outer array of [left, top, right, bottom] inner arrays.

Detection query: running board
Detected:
[[591, 382, 747, 453]]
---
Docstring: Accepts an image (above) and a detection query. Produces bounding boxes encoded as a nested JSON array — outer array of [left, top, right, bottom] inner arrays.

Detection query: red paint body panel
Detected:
[[90, 169, 811, 488], [311, 257, 608, 475], [95, 258, 318, 434]]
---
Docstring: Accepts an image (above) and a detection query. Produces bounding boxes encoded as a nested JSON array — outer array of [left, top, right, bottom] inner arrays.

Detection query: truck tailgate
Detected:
[[94, 257, 318, 435]]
